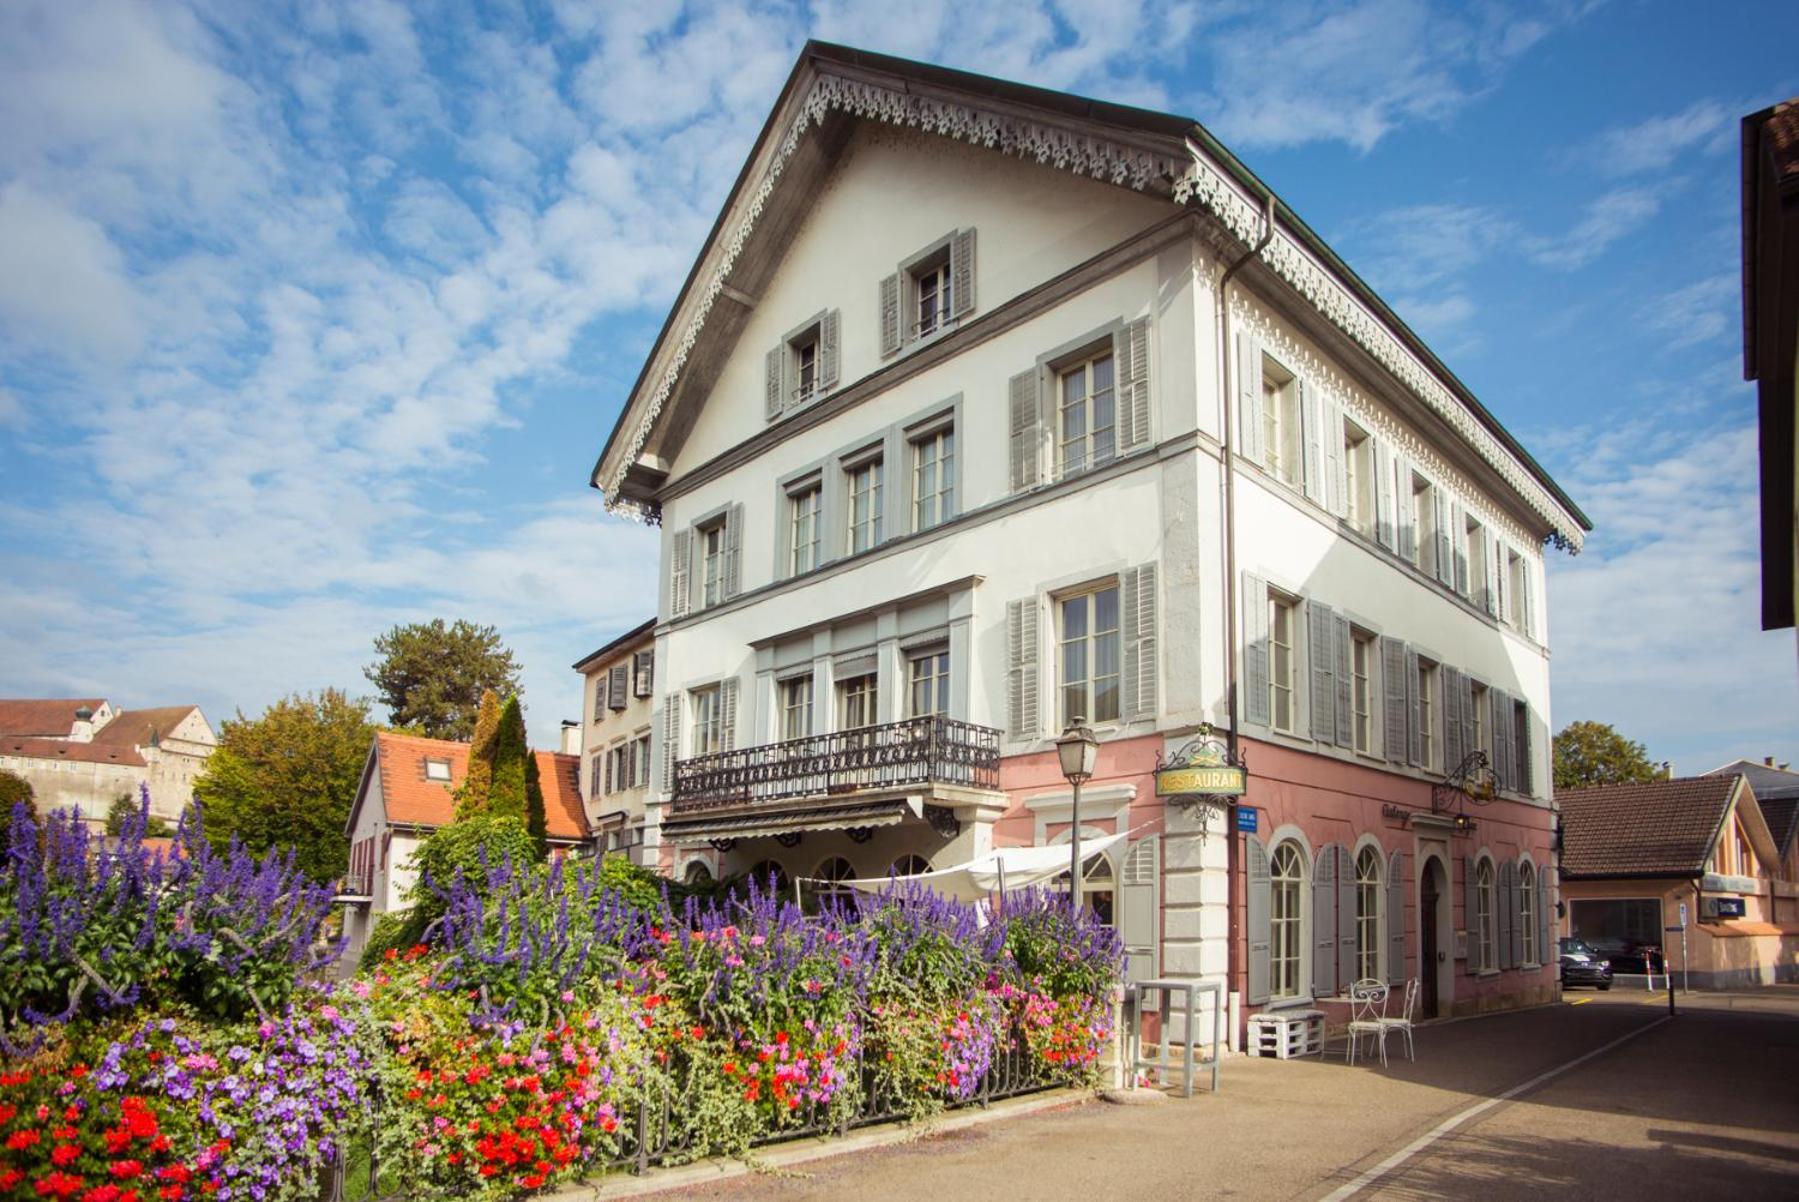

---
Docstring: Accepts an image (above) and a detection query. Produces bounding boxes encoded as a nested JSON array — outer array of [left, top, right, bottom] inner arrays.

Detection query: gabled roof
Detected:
[[1760, 797, 1799, 857], [90, 706, 209, 751], [1558, 775, 1778, 879], [571, 618, 656, 674], [0, 699, 108, 738], [353, 731, 587, 842], [591, 40, 1589, 548], [1707, 757, 1799, 800]]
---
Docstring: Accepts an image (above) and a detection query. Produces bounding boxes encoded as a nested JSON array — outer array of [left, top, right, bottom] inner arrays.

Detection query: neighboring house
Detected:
[[339, 731, 588, 963], [0, 698, 215, 827], [1709, 757, 1799, 898], [587, 43, 1588, 1040], [572, 619, 657, 862], [1741, 99, 1798, 670], [1559, 775, 1798, 988]]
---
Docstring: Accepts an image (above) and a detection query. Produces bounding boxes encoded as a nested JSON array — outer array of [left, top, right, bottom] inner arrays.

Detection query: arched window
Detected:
[[1519, 861, 1537, 965], [747, 859, 790, 896], [1476, 858, 1496, 972], [889, 854, 932, 877], [683, 861, 714, 889], [1082, 855, 1115, 927], [1355, 845, 1384, 982], [814, 856, 854, 906], [1270, 841, 1307, 999]]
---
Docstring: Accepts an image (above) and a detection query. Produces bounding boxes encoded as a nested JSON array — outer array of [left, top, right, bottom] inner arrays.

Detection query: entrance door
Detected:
[[1420, 861, 1441, 1019]]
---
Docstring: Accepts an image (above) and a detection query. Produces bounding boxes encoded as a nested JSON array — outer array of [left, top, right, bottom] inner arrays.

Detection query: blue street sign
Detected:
[[1236, 806, 1258, 833]]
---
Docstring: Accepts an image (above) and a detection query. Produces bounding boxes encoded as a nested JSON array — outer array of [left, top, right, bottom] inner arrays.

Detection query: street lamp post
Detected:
[[1055, 716, 1099, 913]]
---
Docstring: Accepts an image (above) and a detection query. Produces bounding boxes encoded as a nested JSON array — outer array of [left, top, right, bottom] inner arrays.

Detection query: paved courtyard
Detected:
[[650, 988, 1799, 1201]]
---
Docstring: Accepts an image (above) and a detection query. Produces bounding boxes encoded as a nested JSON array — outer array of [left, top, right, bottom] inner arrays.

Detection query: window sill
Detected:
[[1476, 969, 1500, 979], [1263, 996, 1316, 1012]]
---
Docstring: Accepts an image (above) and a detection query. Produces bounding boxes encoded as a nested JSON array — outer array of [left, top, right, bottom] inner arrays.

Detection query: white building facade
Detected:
[[590, 45, 1589, 1042]]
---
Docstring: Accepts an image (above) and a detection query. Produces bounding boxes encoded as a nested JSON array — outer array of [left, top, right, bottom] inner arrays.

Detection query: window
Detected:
[[1351, 631, 1375, 754], [793, 336, 818, 406], [1506, 551, 1527, 631], [1269, 592, 1298, 733], [890, 854, 932, 877], [1520, 862, 1537, 965], [1270, 841, 1306, 999], [814, 857, 854, 906], [780, 677, 813, 741], [608, 743, 629, 792], [588, 754, 603, 797], [1057, 349, 1116, 477], [911, 426, 954, 531], [787, 483, 821, 576], [691, 686, 722, 756], [913, 255, 951, 338], [837, 673, 877, 730], [633, 733, 651, 784], [1476, 858, 1496, 972], [908, 648, 950, 717], [748, 860, 790, 894], [1344, 420, 1372, 533], [1413, 475, 1436, 571], [1512, 700, 1530, 793], [1081, 855, 1115, 927], [1059, 584, 1121, 725], [700, 522, 726, 609], [1470, 682, 1490, 763], [1461, 513, 1482, 597], [424, 757, 451, 782], [1417, 658, 1439, 771], [1262, 357, 1300, 485], [847, 457, 883, 554], [632, 650, 654, 698], [1356, 846, 1383, 982]]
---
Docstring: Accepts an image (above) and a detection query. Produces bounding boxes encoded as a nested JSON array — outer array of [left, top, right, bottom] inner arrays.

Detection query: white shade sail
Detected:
[[812, 830, 1133, 903]]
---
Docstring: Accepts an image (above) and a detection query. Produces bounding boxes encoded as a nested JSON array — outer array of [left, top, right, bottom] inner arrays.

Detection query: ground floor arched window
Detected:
[[1476, 858, 1497, 972], [1270, 841, 1307, 999], [1355, 845, 1383, 982], [889, 854, 931, 877], [1519, 861, 1537, 965]]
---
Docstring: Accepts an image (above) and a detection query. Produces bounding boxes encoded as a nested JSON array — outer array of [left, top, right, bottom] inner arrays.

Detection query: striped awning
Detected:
[[660, 796, 919, 844]]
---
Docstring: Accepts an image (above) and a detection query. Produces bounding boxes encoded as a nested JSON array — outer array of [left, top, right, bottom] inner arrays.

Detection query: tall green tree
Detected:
[[192, 689, 377, 880], [453, 690, 502, 820], [488, 696, 529, 820], [1553, 720, 1663, 791], [365, 618, 521, 739], [524, 750, 548, 857]]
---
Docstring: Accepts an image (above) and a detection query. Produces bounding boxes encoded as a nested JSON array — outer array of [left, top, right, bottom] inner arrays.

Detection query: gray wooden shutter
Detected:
[[1396, 457, 1416, 562], [633, 650, 654, 698], [1009, 369, 1041, 492], [1243, 573, 1270, 727], [669, 529, 691, 619], [1300, 379, 1324, 505], [1451, 502, 1469, 594], [1405, 646, 1422, 767], [1387, 849, 1406, 985], [1381, 636, 1408, 764], [1463, 858, 1478, 959], [1313, 844, 1338, 998], [603, 749, 613, 794], [765, 344, 786, 420], [1490, 688, 1512, 792], [1374, 438, 1396, 550], [1116, 317, 1151, 454], [1520, 556, 1536, 640], [660, 694, 681, 794], [1236, 332, 1264, 466], [1536, 866, 1551, 969], [1323, 396, 1345, 517], [1497, 860, 1515, 970], [1006, 598, 1040, 739], [1482, 532, 1500, 617], [1510, 860, 1526, 969], [1122, 563, 1158, 721], [722, 503, 743, 599], [1335, 844, 1356, 989], [1333, 613, 1353, 748], [1247, 837, 1272, 1005], [608, 664, 628, 710], [1461, 674, 1477, 767], [949, 228, 975, 319], [1520, 705, 1538, 798], [819, 308, 841, 392], [718, 677, 739, 752], [1441, 667, 1464, 771], [1308, 600, 1335, 742], [1434, 490, 1453, 586], [1121, 836, 1160, 983], [879, 273, 902, 357]]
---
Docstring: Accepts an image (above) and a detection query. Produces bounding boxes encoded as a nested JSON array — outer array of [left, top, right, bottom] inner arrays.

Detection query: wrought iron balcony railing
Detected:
[[671, 714, 1000, 812]]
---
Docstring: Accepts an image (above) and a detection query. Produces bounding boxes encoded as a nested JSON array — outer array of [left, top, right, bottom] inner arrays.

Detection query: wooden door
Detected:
[[1421, 865, 1441, 1018]]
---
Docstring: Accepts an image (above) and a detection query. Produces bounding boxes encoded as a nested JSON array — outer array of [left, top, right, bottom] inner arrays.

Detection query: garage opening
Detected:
[[1570, 898, 1665, 972]]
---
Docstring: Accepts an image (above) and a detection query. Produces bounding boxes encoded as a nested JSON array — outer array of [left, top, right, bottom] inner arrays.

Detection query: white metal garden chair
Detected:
[[1376, 977, 1420, 1062], [1343, 978, 1390, 1067]]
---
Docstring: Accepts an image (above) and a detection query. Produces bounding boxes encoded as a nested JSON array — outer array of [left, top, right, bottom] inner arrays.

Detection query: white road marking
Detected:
[[1318, 1014, 1673, 1201]]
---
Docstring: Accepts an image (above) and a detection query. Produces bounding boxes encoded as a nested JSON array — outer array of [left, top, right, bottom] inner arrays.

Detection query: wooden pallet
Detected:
[[1247, 1010, 1324, 1059]]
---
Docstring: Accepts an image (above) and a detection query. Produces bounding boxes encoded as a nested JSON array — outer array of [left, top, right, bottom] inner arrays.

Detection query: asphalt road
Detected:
[[651, 987, 1799, 1201]]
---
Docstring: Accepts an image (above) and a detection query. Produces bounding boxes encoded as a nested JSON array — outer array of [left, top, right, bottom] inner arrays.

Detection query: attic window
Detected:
[[424, 758, 452, 782]]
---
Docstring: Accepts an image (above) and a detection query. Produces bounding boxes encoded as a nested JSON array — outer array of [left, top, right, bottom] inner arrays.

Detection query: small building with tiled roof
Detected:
[[1708, 758, 1799, 885], [0, 697, 214, 828], [338, 730, 591, 963], [1558, 774, 1797, 988]]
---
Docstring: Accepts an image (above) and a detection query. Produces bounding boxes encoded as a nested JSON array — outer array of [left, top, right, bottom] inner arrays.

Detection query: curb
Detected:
[[540, 1088, 1092, 1199]]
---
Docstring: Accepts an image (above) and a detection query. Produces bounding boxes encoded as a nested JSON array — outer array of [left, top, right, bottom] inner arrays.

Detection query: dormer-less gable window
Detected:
[[765, 310, 840, 422], [424, 757, 451, 782], [879, 229, 975, 357]]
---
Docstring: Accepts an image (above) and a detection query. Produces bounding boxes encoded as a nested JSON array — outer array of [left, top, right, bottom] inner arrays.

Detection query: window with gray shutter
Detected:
[[1519, 551, 1536, 639], [879, 273, 901, 357], [1387, 849, 1406, 985], [1442, 667, 1464, 770], [1396, 457, 1416, 563], [660, 695, 680, 794], [1313, 845, 1338, 998], [1434, 490, 1453, 586], [1116, 317, 1151, 454], [1497, 860, 1515, 970], [1462, 858, 1478, 962], [1236, 332, 1265, 466], [1009, 369, 1041, 492], [1122, 563, 1159, 721], [1483, 532, 1501, 617], [669, 529, 691, 619], [1451, 501, 1469, 594], [1335, 844, 1356, 990], [592, 679, 605, 723], [765, 345, 785, 421], [1490, 688, 1513, 792], [950, 228, 976, 319], [1381, 636, 1408, 764], [1247, 836, 1272, 1004], [1308, 601, 1336, 742], [1536, 866, 1551, 970], [1243, 573, 1271, 727], [632, 651, 654, 698], [1334, 613, 1354, 748], [1460, 673, 1478, 768], [718, 677, 739, 752], [603, 750, 613, 794], [608, 664, 628, 710], [1301, 380, 1324, 505], [1374, 438, 1396, 550], [819, 308, 841, 392], [1405, 645, 1422, 767], [1509, 860, 1526, 968], [723, 503, 743, 599], [1323, 396, 1346, 518], [1006, 598, 1040, 739], [1120, 836, 1160, 984]]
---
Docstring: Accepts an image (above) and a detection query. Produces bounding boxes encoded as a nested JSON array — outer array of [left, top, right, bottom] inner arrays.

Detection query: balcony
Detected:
[[664, 715, 1003, 844]]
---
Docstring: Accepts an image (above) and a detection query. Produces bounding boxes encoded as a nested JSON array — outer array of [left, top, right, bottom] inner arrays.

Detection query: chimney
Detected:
[[1767, 756, 1776, 768], [1662, 761, 1673, 780], [560, 719, 582, 756], [70, 705, 95, 743]]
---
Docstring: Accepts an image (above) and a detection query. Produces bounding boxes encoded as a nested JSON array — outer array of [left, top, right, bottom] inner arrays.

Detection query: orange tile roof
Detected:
[[371, 731, 587, 841], [0, 699, 109, 738], [91, 707, 203, 751], [1558, 776, 1739, 878], [2, 736, 146, 767]]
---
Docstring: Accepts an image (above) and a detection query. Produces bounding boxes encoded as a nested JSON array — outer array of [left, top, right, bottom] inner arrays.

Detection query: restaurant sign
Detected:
[[1155, 726, 1247, 798]]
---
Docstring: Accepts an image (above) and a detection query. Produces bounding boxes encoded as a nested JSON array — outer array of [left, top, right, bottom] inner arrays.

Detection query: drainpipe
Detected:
[[1217, 191, 1276, 1045]]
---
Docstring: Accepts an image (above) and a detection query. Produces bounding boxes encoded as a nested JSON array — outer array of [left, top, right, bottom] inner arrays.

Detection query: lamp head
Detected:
[[1055, 717, 1099, 783]]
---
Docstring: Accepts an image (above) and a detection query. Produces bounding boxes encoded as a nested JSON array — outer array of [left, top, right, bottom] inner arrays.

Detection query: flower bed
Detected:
[[2, 802, 1123, 1200]]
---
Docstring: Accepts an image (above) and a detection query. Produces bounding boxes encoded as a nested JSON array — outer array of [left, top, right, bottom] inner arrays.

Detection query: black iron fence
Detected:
[[671, 715, 1001, 811]]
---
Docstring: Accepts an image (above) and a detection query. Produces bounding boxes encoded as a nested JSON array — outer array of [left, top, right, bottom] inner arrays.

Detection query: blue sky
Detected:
[[1, 0, 1794, 772]]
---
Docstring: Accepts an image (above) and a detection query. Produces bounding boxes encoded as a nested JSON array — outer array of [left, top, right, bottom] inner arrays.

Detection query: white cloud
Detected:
[[0, 183, 143, 359], [1523, 185, 1664, 270], [1575, 98, 1736, 177], [1637, 273, 1739, 352]]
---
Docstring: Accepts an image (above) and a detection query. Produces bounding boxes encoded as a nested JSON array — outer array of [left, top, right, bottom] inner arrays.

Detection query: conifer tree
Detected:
[[487, 696, 529, 820], [524, 751, 548, 858], [454, 690, 502, 819]]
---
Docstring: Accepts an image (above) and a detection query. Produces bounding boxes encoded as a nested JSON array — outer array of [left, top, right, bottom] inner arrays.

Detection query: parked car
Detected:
[[1559, 937, 1614, 990], [1602, 941, 1665, 974]]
